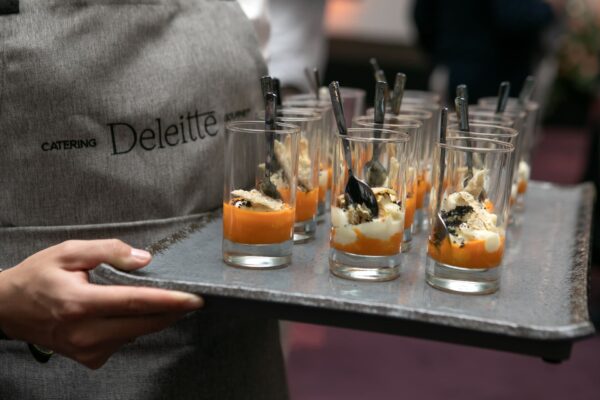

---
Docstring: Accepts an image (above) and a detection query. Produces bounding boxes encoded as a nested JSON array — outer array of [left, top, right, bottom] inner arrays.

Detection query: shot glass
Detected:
[[284, 98, 335, 220], [475, 99, 538, 209], [426, 137, 515, 294], [353, 115, 422, 252], [368, 106, 435, 232], [258, 108, 323, 243], [329, 127, 409, 282], [222, 120, 300, 269]]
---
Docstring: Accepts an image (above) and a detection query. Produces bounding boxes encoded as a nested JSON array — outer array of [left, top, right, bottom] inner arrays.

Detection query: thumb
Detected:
[[55, 239, 152, 272]]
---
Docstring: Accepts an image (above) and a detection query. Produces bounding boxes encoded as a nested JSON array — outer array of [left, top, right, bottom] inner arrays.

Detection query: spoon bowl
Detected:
[[329, 81, 379, 218]]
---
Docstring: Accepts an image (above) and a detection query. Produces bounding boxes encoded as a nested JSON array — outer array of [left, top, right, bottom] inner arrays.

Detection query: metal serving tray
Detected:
[[95, 182, 596, 362]]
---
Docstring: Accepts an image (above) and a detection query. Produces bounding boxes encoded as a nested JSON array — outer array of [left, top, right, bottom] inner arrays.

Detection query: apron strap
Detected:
[[0, 0, 18, 15]]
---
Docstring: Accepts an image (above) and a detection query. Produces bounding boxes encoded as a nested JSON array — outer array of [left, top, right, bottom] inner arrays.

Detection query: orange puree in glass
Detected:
[[223, 202, 294, 244], [427, 236, 505, 269], [517, 179, 527, 194], [295, 188, 319, 222], [483, 199, 494, 212], [327, 167, 333, 189], [404, 193, 416, 229], [331, 229, 403, 256]]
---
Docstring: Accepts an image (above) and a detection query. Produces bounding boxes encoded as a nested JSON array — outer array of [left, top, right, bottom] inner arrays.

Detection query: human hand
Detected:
[[0, 239, 204, 369]]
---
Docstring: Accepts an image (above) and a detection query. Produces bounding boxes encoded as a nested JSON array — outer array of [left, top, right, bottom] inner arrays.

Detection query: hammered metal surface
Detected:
[[96, 182, 595, 341]]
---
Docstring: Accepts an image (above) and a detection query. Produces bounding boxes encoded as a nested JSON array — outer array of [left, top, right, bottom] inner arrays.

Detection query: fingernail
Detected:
[[131, 248, 151, 261], [173, 292, 204, 308]]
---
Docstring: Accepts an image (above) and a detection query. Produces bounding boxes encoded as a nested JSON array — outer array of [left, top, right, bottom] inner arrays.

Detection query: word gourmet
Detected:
[[109, 110, 218, 155]]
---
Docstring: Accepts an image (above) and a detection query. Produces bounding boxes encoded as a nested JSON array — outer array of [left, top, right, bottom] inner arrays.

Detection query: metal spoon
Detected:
[[518, 76, 535, 106], [456, 84, 468, 105], [364, 80, 388, 187], [273, 78, 282, 106], [455, 94, 473, 186], [431, 107, 449, 246], [391, 73, 406, 115], [313, 68, 321, 100], [258, 84, 281, 200], [369, 58, 389, 102], [329, 81, 379, 217], [495, 81, 511, 113]]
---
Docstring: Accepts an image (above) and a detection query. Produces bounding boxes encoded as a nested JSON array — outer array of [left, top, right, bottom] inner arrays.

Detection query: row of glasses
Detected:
[[477, 97, 541, 210], [221, 86, 527, 296]]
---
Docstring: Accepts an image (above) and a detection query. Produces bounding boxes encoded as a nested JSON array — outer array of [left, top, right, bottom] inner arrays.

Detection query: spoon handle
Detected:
[[455, 96, 473, 178], [313, 68, 321, 100], [436, 107, 448, 213], [264, 91, 278, 177], [391, 73, 406, 115], [373, 80, 386, 159], [261, 75, 273, 99], [495, 81, 511, 113], [329, 81, 354, 174], [456, 84, 468, 105], [272, 78, 282, 106]]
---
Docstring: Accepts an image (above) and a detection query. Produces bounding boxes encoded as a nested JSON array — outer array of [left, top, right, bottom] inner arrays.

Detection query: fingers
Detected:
[[60, 313, 186, 363], [79, 285, 204, 317], [52, 239, 152, 271]]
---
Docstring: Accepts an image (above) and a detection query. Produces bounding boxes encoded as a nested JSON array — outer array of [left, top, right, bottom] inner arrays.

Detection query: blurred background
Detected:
[[264, 0, 600, 398]]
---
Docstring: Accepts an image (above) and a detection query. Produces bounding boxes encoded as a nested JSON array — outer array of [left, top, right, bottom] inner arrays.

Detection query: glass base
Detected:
[[294, 217, 317, 244], [329, 248, 401, 282], [414, 209, 426, 233], [402, 227, 412, 252], [316, 191, 331, 224], [222, 239, 292, 269], [425, 258, 499, 295]]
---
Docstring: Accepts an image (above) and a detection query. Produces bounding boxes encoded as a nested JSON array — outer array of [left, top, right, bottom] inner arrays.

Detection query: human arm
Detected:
[[0, 239, 203, 369]]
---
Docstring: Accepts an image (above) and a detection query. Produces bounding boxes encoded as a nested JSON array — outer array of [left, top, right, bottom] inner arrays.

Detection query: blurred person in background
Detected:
[[266, 0, 328, 95], [414, 0, 563, 103]]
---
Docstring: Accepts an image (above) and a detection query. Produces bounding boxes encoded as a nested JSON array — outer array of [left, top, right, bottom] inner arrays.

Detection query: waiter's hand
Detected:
[[0, 239, 204, 369]]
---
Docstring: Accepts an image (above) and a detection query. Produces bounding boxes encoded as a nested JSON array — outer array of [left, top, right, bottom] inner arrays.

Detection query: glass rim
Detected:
[[226, 120, 301, 135], [283, 98, 332, 110], [257, 108, 322, 123], [448, 110, 514, 122], [439, 136, 515, 153], [367, 107, 434, 120], [404, 89, 441, 102], [447, 123, 519, 137], [353, 115, 422, 129], [470, 104, 527, 118], [478, 96, 540, 111], [336, 127, 410, 143]]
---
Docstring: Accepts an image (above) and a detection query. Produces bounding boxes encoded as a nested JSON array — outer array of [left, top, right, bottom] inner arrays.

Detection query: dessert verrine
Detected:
[[425, 136, 514, 294], [331, 186, 404, 256], [328, 126, 409, 282], [222, 120, 300, 269], [427, 170, 504, 269], [224, 189, 295, 245], [352, 115, 421, 251]]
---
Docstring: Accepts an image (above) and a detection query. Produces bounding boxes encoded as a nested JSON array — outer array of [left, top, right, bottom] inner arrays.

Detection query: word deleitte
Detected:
[[109, 111, 218, 155]]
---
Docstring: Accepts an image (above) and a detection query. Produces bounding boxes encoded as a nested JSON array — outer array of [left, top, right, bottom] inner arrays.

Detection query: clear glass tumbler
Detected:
[[222, 120, 300, 269], [258, 108, 323, 243], [352, 115, 422, 252], [426, 137, 515, 294], [366, 106, 435, 231], [284, 98, 335, 221], [477, 97, 540, 209], [329, 127, 409, 282]]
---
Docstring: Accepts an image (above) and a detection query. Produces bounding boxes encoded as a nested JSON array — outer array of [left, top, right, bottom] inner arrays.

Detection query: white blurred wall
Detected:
[[324, 0, 417, 44]]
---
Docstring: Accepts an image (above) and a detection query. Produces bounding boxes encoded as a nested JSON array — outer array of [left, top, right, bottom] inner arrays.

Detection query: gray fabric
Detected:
[[0, 0, 288, 398]]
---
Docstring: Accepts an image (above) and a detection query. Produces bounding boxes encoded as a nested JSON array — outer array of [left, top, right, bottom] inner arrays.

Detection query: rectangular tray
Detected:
[[95, 182, 596, 362]]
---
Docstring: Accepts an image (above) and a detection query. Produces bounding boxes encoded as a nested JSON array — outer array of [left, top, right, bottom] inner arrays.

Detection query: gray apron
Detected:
[[0, 1, 288, 398]]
